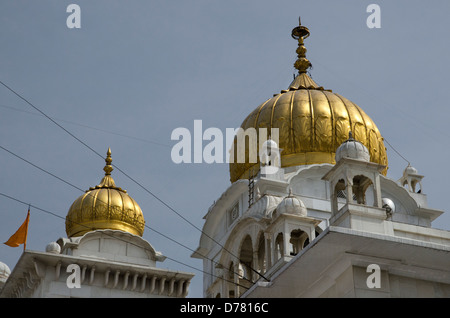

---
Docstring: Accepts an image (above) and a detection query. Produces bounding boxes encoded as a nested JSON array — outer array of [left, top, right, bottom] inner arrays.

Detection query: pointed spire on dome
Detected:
[[89, 147, 126, 192], [291, 17, 312, 74], [104, 147, 113, 176], [98, 147, 116, 188], [286, 17, 328, 92]]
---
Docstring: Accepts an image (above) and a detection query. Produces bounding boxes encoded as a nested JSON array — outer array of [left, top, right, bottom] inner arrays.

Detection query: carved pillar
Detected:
[[373, 174, 382, 208], [346, 177, 353, 205], [264, 233, 272, 270]]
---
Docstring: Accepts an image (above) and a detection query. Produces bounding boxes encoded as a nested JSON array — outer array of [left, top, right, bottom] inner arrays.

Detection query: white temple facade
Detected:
[[192, 20, 450, 298], [192, 135, 450, 298], [0, 149, 194, 298], [0, 230, 193, 298]]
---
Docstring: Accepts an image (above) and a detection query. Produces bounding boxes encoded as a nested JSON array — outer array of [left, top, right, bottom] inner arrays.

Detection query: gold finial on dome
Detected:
[[291, 17, 312, 74], [104, 147, 113, 175], [94, 147, 122, 190], [286, 17, 325, 91]]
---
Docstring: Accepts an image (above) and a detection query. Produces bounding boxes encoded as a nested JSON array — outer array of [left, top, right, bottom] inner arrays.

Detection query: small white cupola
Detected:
[[276, 189, 307, 217], [335, 131, 370, 162], [398, 164, 424, 194], [259, 138, 283, 179], [322, 132, 386, 215]]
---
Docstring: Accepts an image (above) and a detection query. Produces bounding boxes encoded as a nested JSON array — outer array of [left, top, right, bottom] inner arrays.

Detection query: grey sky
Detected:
[[1, 1, 449, 298]]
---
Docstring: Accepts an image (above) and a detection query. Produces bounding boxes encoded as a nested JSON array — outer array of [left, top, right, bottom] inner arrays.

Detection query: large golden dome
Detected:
[[229, 20, 388, 183], [65, 148, 145, 237]]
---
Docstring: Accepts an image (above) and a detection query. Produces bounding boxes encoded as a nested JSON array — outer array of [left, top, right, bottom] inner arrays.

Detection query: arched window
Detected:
[[275, 233, 284, 260], [335, 179, 346, 200], [289, 229, 309, 256], [302, 230, 320, 249], [352, 175, 373, 205], [239, 235, 253, 281], [332, 179, 347, 214]]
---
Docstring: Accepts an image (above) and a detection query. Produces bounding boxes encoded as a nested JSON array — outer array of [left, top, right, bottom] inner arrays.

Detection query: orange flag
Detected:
[[4, 208, 30, 250]]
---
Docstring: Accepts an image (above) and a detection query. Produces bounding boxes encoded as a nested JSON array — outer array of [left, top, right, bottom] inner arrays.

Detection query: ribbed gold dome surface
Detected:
[[65, 149, 145, 237], [229, 20, 388, 183]]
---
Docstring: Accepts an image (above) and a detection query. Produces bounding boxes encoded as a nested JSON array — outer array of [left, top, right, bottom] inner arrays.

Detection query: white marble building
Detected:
[[192, 21, 450, 298], [0, 149, 194, 298]]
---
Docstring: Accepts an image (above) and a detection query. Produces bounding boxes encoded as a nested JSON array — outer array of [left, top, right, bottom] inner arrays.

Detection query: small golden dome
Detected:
[[229, 19, 388, 183], [65, 148, 145, 237]]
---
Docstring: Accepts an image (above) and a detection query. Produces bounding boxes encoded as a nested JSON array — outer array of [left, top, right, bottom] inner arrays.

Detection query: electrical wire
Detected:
[[0, 191, 251, 291], [0, 143, 254, 287], [0, 72, 420, 292], [310, 60, 418, 166], [0, 103, 171, 148], [382, 136, 410, 165], [0, 79, 269, 283], [0, 69, 418, 286]]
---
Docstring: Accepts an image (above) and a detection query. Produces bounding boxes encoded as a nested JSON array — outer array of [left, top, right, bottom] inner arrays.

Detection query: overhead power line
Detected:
[[0, 79, 270, 283], [382, 136, 410, 165], [0, 103, 171, 148], [0, 191, 251, 291], [0, 143, 253, 287]]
